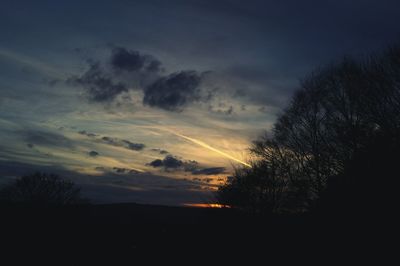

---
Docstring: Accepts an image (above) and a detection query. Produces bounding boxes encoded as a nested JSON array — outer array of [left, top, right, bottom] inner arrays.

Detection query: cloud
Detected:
[[162, 155, 184, 168], [149, 159, 163, 168], [149, 155, 183, 169], [67, 47, 164, 104], [192, 167, 226, 175], [203, 67, 294, 110], [78, 130, 97, 137], [88, 150, 99, 157], [69, 61, 127, 102], [148, 155, 198, 171], [208, 104, 234, 115], [69, 47, 211, 110], [151, 148, 169, 155], [112, 167, 140, 174], [21, 130, 74, 148], [94, 166, 142, 175], [101, 136, 145, 151], [101, 136, 119, 145], [143, 71, 203, 111], [121, 140, 145, 151], [110, 47, 162, 73]]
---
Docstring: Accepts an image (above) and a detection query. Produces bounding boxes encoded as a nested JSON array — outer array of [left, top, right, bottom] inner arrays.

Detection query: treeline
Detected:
[[218, 45, 400, 215]]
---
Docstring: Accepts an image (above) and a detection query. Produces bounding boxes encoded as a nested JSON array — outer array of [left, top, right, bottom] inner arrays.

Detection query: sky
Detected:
[[1, 0, 400, 206]]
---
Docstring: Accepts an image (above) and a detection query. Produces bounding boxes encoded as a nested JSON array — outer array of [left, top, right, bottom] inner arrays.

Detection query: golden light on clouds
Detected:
[[167, 130, 251, 168]]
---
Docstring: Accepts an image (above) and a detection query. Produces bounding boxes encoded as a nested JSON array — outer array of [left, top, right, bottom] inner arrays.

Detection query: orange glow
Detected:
[[183, 203, 230, 208]]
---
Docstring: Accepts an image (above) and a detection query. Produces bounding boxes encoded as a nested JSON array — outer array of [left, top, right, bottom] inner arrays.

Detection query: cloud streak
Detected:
[[167, 129, 251, 168]]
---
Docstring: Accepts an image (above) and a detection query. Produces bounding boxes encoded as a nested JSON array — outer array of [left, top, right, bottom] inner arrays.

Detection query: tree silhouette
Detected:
[[217, 160, 289, 214], [0, 172, 87, 206], [218, 44, 400, 214]]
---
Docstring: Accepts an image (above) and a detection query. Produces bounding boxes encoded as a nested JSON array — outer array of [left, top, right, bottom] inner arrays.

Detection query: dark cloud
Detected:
[[70, 46, 211, 110], [21, 130, 73, 148], [101, 136, 118, 145], [110, 47, 162, 73], [69, 61, 127, 102], [162, 155, 183, 168], [151, 148, 169, 155], [183, 160, 198, 172], [143, 71, 203, 111], [192, 167, 226, 175], [147, 156, 224, 176], [95, 166, 140, 175], [148, 155, 199, 172], [149, 159, 163, 168], [112, 167, 140, 174], [78, 130, 97, 137], [148, 155, 184, 169], [121, 140, 145, 151], [68, 47, 210, 109], [88, 151, 99, 157], [101, 136, 145, 151]]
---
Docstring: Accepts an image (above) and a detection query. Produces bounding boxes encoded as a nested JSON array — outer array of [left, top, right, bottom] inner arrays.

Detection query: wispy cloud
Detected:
[[165, 129, 251, 167], [0, 47, 67, 79]]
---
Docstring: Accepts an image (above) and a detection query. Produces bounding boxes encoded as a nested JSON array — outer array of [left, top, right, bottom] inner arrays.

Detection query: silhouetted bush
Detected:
[[0, 172, 88, 206]]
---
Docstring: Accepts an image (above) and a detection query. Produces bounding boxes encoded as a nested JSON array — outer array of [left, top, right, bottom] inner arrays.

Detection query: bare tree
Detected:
[[217, 44, 400, 214], [0, 172, 87, 206]]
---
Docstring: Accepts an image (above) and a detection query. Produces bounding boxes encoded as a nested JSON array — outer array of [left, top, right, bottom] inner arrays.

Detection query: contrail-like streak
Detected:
[[71, 119, 251, 167], [168, 130, 251, 168]]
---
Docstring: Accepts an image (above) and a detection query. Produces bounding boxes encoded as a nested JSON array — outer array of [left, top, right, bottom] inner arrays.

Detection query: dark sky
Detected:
[[1, 0, 399, 205]]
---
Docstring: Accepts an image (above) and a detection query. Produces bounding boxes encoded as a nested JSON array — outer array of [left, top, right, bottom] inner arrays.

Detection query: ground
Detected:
[[0, 203, 391, 264]]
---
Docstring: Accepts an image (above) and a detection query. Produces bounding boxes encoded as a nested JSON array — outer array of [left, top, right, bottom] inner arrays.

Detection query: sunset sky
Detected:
[[1, 0, 400, 205]]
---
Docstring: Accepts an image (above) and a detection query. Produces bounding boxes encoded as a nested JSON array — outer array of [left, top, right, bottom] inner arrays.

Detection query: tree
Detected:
[[217, 44, 400, 214], [0, 172, 87, 206], [217, 160, 288, 214], [217, 135, 311, 214]]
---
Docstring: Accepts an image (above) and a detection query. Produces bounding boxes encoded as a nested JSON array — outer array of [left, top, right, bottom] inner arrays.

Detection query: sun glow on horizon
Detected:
[[183, 203, 230, 208]]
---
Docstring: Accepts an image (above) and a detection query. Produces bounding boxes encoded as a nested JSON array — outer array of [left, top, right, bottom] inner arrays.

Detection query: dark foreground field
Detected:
[[1, 203, 393, 264]]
